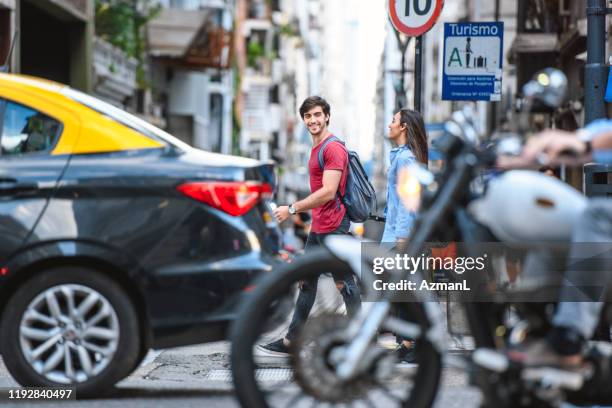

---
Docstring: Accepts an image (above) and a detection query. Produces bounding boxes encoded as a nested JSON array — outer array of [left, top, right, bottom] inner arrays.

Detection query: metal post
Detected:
[[393, 32, 410, 110], [487, 0, 501, 134], [399, 39, 407, 110], [494, 0, 500, 21], [414, 35, 423, 113], [585, 0, 609, 124]]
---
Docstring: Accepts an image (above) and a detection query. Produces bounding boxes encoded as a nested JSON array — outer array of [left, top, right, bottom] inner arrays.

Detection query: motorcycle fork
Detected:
[[335, 301, 391, 380], [335, 162, 474, 380]]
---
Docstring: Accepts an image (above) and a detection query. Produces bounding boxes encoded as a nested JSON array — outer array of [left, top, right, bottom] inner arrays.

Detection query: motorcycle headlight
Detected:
[[397, 163, 435, 212]]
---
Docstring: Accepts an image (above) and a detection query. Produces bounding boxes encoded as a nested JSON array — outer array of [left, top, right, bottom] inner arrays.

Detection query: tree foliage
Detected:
[[94, 0, 161, 88]]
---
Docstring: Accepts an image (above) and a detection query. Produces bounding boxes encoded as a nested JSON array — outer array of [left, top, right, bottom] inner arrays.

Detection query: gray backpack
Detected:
[[318, 136, 377, 223]]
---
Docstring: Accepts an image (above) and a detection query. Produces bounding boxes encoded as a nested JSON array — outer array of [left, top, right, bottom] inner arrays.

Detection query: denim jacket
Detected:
[[381, 145, 416, 242]]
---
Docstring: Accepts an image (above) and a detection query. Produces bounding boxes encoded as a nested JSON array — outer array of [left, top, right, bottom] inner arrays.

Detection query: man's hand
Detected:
[[523, 129, 588, 163], [497, 129, 590, 169], [273, 206, 290, 223]]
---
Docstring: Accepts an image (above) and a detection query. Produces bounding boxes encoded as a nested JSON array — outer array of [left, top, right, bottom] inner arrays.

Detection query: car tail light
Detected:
[[242, 285, 256, 293], [177, 181, 273, 216]]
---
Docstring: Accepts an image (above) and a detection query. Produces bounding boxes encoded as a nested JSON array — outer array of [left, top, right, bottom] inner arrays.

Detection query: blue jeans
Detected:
[[285, 215, 362, 341]]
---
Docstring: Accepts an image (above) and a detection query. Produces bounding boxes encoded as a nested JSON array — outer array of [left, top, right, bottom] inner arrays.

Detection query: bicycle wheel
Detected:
[[231, 247, 442, 408]]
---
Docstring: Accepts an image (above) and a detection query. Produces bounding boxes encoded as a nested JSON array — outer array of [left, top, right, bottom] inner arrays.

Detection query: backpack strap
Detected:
[[317, 136, 345, 171], [317, 136, 347, 209]]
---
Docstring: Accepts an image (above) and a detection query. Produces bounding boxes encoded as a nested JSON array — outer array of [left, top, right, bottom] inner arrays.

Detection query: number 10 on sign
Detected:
[[389, 0, 443, 37], [405, 0, 432, 16]]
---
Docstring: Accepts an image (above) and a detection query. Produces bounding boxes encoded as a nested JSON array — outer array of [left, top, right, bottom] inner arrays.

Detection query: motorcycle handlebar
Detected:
[[495, 151, 591, 170]]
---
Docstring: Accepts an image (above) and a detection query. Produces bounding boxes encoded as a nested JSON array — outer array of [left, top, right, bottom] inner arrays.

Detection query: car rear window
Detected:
[[62, 88, 192, 151]]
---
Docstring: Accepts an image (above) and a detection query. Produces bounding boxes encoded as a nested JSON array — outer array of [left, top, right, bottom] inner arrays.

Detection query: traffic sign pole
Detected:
[[585, 0, 609, 124], [388, 0, 444, 114], [415, 35, 423, 112]]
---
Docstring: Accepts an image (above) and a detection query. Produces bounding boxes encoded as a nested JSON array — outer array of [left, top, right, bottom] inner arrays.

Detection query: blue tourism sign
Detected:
[[442, 22, 504, 101]]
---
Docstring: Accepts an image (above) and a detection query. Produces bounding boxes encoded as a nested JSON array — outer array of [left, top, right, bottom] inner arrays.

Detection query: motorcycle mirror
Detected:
[[451, 109, 479, 145], [450, 112, 469, 138], [444, 120, 464, 138], [522, 68, 568, 109], [452, 110, 475, 132], [461, 104, 477, 124], [463, 106, 480, 139]]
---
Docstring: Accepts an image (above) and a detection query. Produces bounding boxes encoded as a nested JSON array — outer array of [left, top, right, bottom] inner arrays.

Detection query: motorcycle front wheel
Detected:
[[230, 247, 442, 408]]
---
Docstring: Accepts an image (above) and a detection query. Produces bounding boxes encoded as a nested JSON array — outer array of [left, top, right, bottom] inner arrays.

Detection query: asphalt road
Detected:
[[0, 342, 481, 408]]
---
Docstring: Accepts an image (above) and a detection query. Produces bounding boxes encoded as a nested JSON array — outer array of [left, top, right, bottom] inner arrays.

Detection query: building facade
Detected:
[[0, 0, 234, 155], [0, 0, 93, 92], [148, 0, 234, 153], [233, 0, 284, 161], [276, 0, 323, 198]]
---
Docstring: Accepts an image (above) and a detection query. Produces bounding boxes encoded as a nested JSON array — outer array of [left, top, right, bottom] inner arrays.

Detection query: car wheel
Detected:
[[0, 266, 140, 397]]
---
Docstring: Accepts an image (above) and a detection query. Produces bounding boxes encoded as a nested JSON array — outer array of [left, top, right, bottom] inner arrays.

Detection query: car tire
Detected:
[[0, 266, 140, 397]]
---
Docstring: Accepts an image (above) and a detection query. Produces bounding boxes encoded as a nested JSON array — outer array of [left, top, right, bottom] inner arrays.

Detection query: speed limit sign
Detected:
[[388, 0, 444, 37]]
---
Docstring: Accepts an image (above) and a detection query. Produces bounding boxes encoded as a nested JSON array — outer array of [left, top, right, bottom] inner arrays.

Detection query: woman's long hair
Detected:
[[399, 108, 428, 165]]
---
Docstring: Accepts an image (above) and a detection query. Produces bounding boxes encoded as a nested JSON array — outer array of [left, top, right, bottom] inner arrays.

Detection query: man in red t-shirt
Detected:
[[263, 96, 361, 355], [273, 97, 348, 231]]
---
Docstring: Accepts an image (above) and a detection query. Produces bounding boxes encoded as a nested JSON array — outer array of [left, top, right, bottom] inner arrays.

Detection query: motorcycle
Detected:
[[230, 69, 612, 408]]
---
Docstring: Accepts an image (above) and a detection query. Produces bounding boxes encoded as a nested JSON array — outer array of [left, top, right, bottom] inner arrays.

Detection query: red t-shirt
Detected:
[[308, 135, 349, 233]]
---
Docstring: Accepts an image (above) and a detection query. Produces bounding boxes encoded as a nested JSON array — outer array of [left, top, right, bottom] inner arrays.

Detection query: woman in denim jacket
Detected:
[[382, 108, 428, 243], [383, 108, 428, 363]]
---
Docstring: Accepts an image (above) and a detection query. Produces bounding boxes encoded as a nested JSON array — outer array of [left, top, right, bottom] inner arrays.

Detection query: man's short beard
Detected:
[[309, 125, 326, 136]]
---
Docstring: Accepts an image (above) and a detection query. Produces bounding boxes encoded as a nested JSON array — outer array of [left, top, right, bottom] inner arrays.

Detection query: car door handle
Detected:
[[0, 178, 38, 192]]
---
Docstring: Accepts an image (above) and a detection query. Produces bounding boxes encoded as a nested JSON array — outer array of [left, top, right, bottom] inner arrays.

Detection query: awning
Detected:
[[147, 8, 231, 70], [509, 33, 559, 64]]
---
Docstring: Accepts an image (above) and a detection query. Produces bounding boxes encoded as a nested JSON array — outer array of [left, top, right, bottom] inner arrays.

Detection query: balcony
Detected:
[[92, 37, 137, 106], [147, 8, 232, 70], [244, 21, 275, 76], [184, 25, 232, 69], [40, 0, 90, 21]]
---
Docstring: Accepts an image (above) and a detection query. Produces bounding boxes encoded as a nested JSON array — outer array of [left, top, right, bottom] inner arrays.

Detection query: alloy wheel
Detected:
[[19, 284, 120, 384]]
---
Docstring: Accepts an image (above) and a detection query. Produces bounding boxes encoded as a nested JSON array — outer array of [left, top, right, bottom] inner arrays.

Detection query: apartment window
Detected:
[[209, 93, 223, 153], [248, 0, 267, 19], [272, 131, 279, 150], [272, 32, 280, 57], [269, 85, 279, 104]]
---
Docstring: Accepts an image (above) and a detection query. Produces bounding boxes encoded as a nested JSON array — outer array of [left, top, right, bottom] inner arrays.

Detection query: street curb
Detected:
[[130, 350, 164, 379]]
